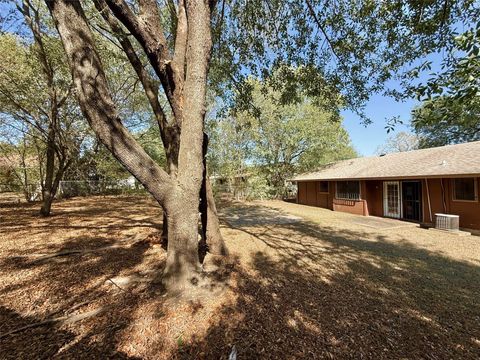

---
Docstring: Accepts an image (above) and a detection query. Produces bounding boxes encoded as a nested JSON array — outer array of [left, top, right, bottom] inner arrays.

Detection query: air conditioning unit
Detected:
[[435, 213, 460, 231]]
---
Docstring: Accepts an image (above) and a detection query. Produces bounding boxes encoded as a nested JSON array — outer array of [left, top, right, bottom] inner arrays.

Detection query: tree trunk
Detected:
[[94, 0, 226, 260], [40, 128, 55, 216], [162, 191, 202, 291], [205, 175, 228, 255], [199, 133, 227, 256], [160, 136, 180, 245], [46, 0, 210, 292]]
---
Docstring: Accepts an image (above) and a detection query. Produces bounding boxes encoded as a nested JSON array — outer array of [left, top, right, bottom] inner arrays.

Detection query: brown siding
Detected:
[[297, 181, 333, 210], [447, 177, 480, 229], [365, 180, 383, 217], [419, 177, 480, 229], [305, 181, 317, 206], [297, 177, 480, 230], [328, 181, 335, 210], [423, 178, 446, 221], [298, 182, 307, 205], [316, 181, 329, 208]]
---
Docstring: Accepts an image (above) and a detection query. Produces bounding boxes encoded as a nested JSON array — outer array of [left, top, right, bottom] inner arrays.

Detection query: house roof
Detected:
[[292, 141, 480, 181]]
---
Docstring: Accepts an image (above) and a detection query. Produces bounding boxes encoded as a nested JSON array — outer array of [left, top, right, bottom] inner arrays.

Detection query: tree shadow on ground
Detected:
[[0, 196, 233, 359], [2, 200, 479, 359], [0, 306, 140, 359], [177, 204, 480, 359], [0, 231, 158, 359], [0, 195, 161, 230]]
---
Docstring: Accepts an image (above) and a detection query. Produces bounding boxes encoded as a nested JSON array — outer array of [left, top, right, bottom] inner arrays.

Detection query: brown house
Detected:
[[293, 141, 480, 230]]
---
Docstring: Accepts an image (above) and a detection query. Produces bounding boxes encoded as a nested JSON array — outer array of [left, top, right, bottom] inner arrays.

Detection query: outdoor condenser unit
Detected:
[[435, 213, 460, 231]]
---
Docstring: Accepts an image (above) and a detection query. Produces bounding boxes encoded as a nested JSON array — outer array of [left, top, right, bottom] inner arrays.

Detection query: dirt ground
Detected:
[[1, 195, 479, 359]]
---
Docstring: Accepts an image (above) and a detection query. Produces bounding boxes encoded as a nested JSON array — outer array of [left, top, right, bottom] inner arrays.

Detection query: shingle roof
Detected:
[[292, 141, 480, 181]]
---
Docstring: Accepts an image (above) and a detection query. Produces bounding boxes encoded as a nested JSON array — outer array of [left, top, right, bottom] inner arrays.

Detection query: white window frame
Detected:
[[383, 181, 402, 219]]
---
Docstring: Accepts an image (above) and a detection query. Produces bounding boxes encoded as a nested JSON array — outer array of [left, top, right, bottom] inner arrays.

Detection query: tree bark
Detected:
[[205, 174, 228, 255], [95, 0, 226, 259], [162, 191, 202, 291], [40, 127, 56, 216], [162, 0, 212, 286], [45, 0, 210, 291], [199, 133, 227, 256]]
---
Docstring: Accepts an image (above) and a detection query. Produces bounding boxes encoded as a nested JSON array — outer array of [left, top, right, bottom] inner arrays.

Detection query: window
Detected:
[[319, 181, 329, 193], [336, 181, 360, 200], [453, 178, 477, 201]]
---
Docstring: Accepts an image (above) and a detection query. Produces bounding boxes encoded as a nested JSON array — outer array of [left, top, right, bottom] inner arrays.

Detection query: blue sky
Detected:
[[341, 50, 445, 157], [341, 17, 473, 157], [341, 95, 417, 157]]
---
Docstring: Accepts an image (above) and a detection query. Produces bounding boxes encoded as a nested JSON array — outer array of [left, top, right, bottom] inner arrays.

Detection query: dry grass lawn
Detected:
[[1, 195, 479, 359]]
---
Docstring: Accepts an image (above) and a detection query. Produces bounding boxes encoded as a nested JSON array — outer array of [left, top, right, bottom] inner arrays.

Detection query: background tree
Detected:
[[412, 97, 480, 148], [375, 131, 420, 155], [209, 82, 357, 197], [0, 134, 42, 200], [0, 18, 84, 215], [67, 128, 167, 182]]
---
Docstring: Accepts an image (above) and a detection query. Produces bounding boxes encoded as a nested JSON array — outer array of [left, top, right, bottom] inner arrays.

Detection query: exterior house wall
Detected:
[[297, 177, 480, 230], [316, 181, 330, 208], [332, 180, 367, 216], [305, 181, 317, 206], [298, 182, 307, 205], [446, 177, 480, 229], [422, 177, 480, 229], [297, 180, 366, 215], [365, 180, 383, 217], [297, 180, 334, 209], [332, 198, 366, 216], [423, 178, 445, 223]]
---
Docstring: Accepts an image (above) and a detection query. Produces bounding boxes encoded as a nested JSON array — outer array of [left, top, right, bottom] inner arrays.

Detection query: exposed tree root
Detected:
[[26, 239, 146, 264], [107, 278, 127, 292], [0, 318, 61, 339], [0, 306, 106, 339]]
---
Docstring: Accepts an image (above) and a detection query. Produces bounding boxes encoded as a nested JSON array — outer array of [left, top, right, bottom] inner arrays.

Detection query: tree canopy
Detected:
[[212, 0, 479, 121], [412, 96, 480, 148], [409, 21, 480, 148], [208, 81, 356, 197]]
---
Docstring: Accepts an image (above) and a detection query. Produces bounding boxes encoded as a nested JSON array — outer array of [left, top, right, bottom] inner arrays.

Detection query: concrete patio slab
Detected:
[[220, 206, 301, 227], [344, 215, 419, 230]]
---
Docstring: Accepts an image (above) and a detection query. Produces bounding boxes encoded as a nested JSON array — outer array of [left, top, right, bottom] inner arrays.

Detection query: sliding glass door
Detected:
[[383, 181, 401, 218]]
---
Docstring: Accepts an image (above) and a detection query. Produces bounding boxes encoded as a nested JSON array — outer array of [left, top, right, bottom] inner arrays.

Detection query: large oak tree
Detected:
[[43, 0, 478, 293]]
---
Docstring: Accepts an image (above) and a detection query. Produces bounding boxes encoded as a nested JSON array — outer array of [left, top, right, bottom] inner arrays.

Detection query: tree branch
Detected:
[[172, 0, 187, 93], [305, 0, 339, 60], [93, 0, 171, 149], [45, 0, 174, 205], [104, 0, 183, 121]]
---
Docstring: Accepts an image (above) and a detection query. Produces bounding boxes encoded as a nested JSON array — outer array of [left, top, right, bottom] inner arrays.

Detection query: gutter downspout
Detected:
[[425, 178, 432, 223], [440, 178, 447, 212]]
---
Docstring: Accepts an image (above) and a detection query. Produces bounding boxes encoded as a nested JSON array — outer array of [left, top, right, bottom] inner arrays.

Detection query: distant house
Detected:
[[210, 173, 250, 200], [292, 141, 480, 230]]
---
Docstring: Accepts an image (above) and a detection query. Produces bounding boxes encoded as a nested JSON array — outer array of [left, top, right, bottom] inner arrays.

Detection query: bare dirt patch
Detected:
[[1, 196, 480, 359]]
